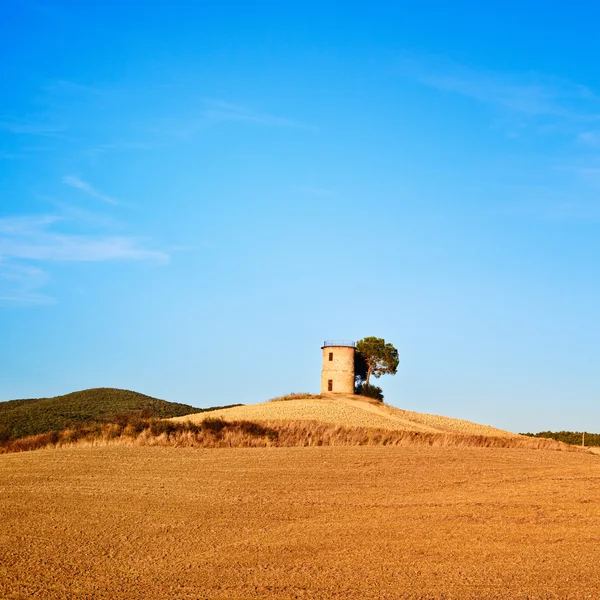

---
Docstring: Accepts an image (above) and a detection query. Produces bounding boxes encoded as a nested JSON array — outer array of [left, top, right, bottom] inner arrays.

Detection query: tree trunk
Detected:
[[365, 366, 372, 387]]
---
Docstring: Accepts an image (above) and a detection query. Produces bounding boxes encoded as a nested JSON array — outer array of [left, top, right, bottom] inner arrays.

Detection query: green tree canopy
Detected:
[[354, 337, 399, 396]]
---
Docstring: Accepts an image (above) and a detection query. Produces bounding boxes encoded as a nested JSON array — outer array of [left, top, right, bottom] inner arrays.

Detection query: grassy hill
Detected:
[[175, 393, 521, 438], [0, 391, 586, 455], [0, 388, 238, 441]]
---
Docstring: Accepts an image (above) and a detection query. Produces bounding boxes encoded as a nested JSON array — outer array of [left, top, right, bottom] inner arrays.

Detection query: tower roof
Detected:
[[322, 340, 355, 348]]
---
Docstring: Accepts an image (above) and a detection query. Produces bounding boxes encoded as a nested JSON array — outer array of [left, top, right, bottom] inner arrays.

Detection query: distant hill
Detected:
[[521, 431, 600, 447], [0, 388, 239, 440]]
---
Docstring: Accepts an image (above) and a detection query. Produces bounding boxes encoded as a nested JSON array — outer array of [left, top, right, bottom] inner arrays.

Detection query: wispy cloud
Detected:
[[403, 57, 600, 131], [501, 186, 600, 223], [0, 215, 168, 263], [578, 131, 600, 147], [0, 116, 65, 137], [0, 261, 51, 306], [63, 175, 120, 205], [48, 201, 119, 228], [0, 151, 20, 160], [0, 214, 168, 305], [421, 70, 594, 117], [292, 185, 336, 197], [4, 78, 313, 158], [202, 100, 313, 129], [88, 141, 156, 153], [498, 155, 600, 223], [556, 163, 600, 189], [152, 100, 314, 139], [400, 57, 600, 224]]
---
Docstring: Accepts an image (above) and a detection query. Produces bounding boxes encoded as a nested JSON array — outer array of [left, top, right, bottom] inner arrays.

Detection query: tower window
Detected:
[[329, 352, 333, 361], [328, 379, 333, 391]]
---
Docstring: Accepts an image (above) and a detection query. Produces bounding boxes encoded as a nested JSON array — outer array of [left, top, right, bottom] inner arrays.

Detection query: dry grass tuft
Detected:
[[268, 392, 323, 402]]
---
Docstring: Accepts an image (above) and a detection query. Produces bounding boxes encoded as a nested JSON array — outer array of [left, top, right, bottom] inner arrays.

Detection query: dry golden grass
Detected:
[[1, 445, 599, 599], [1, 414, 579, 455], [63, 420, 578, 452], [173, 394, 521, 438], [1, 395, 548, 457]]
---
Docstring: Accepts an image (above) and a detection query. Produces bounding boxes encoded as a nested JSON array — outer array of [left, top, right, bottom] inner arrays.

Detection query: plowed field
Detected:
[[1, 445, 599, 599]]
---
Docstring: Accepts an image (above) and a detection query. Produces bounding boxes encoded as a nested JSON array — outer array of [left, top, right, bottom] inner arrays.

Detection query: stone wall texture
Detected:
[[321, 345, 355, 394]]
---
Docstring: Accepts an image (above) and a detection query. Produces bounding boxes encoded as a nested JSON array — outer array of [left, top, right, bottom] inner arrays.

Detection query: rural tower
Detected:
[[321, 340, 355, 394]]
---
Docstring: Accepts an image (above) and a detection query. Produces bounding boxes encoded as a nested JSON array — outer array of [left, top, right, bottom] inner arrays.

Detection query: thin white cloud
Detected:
[[292, 185, 336, 197], [0, 215, 168, 263], [42, 79, 99, 95], [0, 261, 51, 306], [63, 175, 120, 205], [89, 141, 156, 153], [403, 57, 600, 128], [556, 164, 600, 189], [578, 131, 600, 147], [420, 71, 590, 117], [202, 100, 314, 130], [501, 190, 600, 222], [0, 214, 169, 306], [0, 117, 64, 136], [49, 201, 119, 228], [152, 100, 315, 139], [501, 158, 600, 222], [5, 78, 313, 157], [0, 234, 167, 263], [0, 215, 61, 233]]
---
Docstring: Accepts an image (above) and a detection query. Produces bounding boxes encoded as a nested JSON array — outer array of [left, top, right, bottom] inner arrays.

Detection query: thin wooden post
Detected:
[[582, 431, 585, 448]]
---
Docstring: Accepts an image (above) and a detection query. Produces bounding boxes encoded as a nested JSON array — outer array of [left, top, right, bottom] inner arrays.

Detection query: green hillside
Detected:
[[0, 388, 238, 440]]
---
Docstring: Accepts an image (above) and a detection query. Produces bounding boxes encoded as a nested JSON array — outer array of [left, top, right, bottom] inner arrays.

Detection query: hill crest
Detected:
[[173, 393, 520, 439]]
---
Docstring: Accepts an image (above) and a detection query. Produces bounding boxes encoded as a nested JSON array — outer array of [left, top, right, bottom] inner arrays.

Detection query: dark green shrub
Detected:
[[201, 418, 227, 434], [237, 421, 279, 440], [127, 416, 148, 435], [181, 420, 201, 434], [0, 424, 12, 443], [149, 420, 178, 437], [520, 431, 600, 447], [355, 383, 384, 401]]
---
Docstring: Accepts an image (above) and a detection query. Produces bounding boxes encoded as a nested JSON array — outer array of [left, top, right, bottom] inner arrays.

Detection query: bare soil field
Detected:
[[173, 394, 519, 438], [1, 446, 599, 599]]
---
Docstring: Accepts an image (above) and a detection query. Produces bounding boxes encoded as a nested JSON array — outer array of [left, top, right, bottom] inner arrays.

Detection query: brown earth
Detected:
[[173, 394, 519, 438], [1, 445, 600, 599]]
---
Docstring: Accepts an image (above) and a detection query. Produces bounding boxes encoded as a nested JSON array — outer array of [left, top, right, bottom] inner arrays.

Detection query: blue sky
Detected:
[[2, 1, 600, 432]]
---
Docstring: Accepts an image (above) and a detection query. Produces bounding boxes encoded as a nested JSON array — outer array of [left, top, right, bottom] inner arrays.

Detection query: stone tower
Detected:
[[321, 340, 355, 394]]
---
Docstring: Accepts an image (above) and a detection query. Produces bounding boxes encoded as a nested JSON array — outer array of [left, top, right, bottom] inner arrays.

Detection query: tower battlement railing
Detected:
[[322, 340, 356, 348]]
